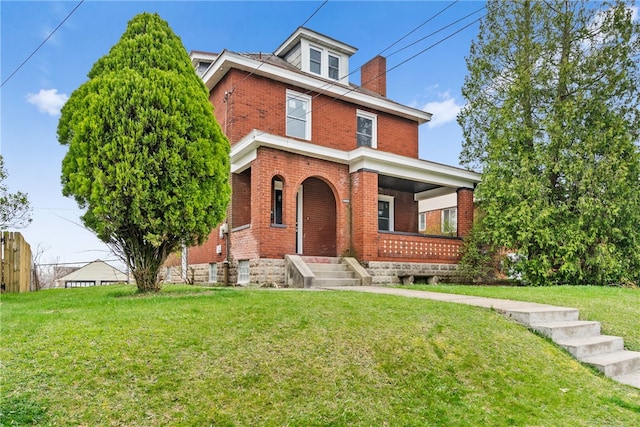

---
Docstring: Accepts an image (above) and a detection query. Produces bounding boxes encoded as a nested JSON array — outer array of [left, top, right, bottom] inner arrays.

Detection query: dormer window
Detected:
[[307, 45, 342, 81], [328, 54, 340, 80], [310, 48, 322, 75], [274, 28, 356, 85], [196, 60, 212, 77]]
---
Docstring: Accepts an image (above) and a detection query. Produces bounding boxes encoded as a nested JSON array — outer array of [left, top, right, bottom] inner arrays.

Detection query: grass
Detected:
[[1, 284, 639, 426], [404, 284, 640, 351]]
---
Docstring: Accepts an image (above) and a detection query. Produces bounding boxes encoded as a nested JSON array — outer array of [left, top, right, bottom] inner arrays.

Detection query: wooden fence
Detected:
[[1, 231, 33, 293]]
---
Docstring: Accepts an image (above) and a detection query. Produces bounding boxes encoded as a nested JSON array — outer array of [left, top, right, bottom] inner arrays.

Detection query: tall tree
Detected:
[[458, 0, 640, 285], [58, 13, 230, 292], [0, 155, 32, 229]]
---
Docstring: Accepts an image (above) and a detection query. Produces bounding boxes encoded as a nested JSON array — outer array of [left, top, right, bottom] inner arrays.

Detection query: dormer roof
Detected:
[[274, 27, 357, 58]]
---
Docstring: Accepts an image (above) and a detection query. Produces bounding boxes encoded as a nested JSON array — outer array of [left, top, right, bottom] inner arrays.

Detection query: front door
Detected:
[[296, 177, 337, 256]]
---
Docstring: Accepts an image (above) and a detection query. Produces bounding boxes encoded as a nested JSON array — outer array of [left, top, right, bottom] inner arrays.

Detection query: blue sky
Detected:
[[1, 0, 486, 266]]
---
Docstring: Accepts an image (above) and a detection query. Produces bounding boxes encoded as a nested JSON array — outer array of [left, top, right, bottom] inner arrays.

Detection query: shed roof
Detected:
[[56, 260, 128, 283]]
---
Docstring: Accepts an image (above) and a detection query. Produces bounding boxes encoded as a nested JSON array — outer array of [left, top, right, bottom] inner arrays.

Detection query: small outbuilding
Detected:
[[55, 260, 129, 288]]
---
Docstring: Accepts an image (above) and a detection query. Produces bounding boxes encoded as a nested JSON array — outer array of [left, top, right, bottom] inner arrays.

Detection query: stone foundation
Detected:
[[176, 259, 459, 287], [363, 261, 461, 285]]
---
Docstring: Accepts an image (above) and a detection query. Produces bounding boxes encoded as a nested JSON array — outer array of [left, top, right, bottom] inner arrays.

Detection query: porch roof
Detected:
[[231, 130, 481, 194]]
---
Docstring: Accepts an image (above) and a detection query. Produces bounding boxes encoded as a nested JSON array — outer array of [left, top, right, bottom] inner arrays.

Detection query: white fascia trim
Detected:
[[201, 51, 431, 124], [190, 51, 218, 68], [230, 131, 481, 189], [275, 27, 357, 57], [231, 131, 350, 173], [414, 187, 457, 201], [348, 146, 480, 189]]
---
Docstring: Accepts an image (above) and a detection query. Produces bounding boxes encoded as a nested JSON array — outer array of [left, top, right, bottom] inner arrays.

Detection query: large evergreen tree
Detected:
[[58, 13, 230, 292], [458, 0, 640, 285]]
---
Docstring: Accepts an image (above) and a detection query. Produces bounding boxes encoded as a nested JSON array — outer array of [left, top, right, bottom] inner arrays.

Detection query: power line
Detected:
[[386, 6, 485, 58], [223, 0, 330, 97], [300, 0, 328, 28], [379, 0, 460, 56], [1, 0, 85, 88], [254, 9, 484, 138]]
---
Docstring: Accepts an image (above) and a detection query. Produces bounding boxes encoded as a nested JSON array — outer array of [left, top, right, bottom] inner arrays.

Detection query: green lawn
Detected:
[[1, 285, 639, 426], [405, 284, 640, 351]]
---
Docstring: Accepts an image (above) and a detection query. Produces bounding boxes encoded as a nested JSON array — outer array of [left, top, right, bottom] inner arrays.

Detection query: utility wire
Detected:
[[255, 11, 485, 138], [300, 0, 328, 28], [288, 15, 485, 135], [386, 6, 485, 58], [1, 0, 85, 88], [222, 0, 329, 97], [379, 0, 460, 56]]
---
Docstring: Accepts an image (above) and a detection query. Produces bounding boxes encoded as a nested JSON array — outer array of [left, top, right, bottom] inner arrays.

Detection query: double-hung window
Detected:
[[328, 54, 340, 80], [286, 90, 311, 140], [357, 110, 377, 148], [418, 212, 426, 232], [306, 45, 342, 81], [378, 195, 394, 231], [310, 48, 322, 75], [442, 207, 457, 234]]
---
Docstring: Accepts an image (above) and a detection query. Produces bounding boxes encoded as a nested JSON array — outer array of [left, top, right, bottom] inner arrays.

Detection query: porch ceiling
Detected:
[[378, 175, 439, 193]]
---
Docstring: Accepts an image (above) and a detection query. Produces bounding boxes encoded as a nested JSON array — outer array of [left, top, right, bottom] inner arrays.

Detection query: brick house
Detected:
[[185, 27, 480, 286]]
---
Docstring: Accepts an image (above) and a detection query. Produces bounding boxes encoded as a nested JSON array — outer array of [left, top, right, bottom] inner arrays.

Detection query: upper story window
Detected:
[[310, 48, 322, 75], [196, 60, 211, 77], [328, 54, 340, 80], [306, 45, 343, 81], [286, 90, 312, 140], [356, 110, 377, 148]]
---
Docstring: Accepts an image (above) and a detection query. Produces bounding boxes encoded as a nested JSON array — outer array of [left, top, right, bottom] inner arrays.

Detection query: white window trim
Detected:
[[301, 40, 347, 83], [237, 260, 250, 284], [286, 90, 312, 140], [418, 212, 426, 232], [441, 207, 457, 233], [357, 110, 377, 149], [208, 263, 217, 283], [309, 46, 322, 75], [378, 195, 394, 232]]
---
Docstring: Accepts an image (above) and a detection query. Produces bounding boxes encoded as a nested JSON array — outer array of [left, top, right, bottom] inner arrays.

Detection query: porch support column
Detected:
[[350, 169, 379, 261], [456, 187, 474, 238]]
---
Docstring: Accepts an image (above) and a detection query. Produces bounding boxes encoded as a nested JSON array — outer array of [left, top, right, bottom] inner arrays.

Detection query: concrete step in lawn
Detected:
[[529, 320, 601, 341], [505, 307, 640, 389], [321, 287, 640, 389], [580, 350, 640, 378], [555, 335, 624, 359]]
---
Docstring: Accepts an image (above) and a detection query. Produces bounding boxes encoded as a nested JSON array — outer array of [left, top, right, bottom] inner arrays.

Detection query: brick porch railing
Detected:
[[377, 232, 463, 263]]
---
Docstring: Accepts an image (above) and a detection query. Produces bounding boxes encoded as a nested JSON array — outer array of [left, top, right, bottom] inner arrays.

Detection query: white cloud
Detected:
[[26, 88, 68, 116], [421, 91, 464, 128]]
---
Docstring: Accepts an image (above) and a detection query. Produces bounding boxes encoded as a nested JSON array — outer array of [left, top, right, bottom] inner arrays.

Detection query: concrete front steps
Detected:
[[284, 255, 372, 288], [504, 307, 640, 388], [305, 257, 360, 287]]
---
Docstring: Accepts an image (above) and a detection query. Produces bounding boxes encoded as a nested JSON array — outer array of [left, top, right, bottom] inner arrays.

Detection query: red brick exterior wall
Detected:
[[209, 70, 418, 158], [188, 229, 222, 265], [232, 170, 251, 227], [361, 56, 387, 97], [378, 188, 418, 233], [186, 65, 475, 272], [350, 169, 379, 260], [424, 210, 442, 235], [457, 187, 474, 238]]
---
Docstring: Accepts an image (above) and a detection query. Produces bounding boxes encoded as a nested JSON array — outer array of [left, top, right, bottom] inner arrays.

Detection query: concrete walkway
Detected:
[[320, 286, 640, 389]]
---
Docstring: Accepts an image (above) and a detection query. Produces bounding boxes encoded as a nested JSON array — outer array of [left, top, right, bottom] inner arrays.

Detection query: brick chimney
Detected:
[[361, 55, 386, 97]]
